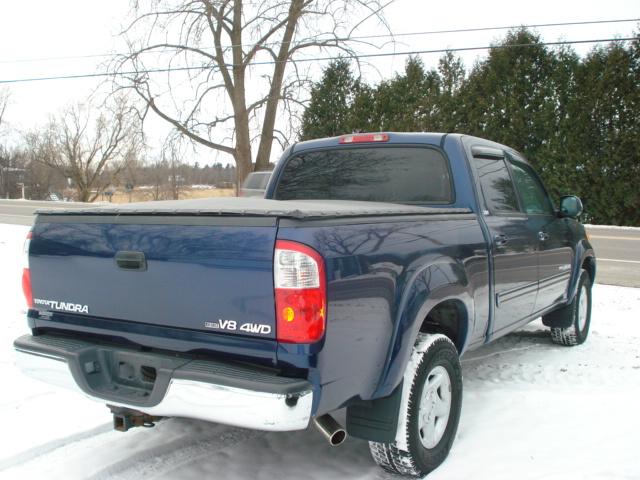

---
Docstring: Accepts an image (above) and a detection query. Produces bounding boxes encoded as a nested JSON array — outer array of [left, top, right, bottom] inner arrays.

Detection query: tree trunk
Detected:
[[78, 188, 90, 202], [255, 0, 304, 171]]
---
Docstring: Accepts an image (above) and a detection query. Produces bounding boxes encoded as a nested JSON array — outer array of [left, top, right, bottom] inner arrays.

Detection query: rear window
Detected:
[[273, 147, 453, 204]]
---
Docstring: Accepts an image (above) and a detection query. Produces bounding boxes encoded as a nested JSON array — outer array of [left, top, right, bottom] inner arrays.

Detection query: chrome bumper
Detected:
[[14, 336, 313, 432]]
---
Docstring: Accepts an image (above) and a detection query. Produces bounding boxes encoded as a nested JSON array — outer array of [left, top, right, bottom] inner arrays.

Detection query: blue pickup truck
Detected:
[[15, 133, 595, 477]]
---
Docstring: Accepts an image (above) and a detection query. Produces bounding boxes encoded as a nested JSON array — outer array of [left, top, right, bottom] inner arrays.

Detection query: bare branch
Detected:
[[147, 96, 235, 155], [29, 96, 143, 202], [0, 89, 10, 131], [111, 0, 392, 181]]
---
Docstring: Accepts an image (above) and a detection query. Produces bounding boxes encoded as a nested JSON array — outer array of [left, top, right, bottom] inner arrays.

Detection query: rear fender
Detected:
[[373, 258, 473, 398]]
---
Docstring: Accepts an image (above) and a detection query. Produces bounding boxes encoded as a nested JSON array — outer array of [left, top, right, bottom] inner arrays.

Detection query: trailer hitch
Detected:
[[108, 405, 163, 432]]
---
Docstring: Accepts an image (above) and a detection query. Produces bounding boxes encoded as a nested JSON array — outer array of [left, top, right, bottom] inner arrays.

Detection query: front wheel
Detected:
[[369, 334, 462, 477]]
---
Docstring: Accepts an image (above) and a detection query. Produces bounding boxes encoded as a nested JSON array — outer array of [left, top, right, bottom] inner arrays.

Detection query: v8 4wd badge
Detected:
[[204, 320, 271, 335]]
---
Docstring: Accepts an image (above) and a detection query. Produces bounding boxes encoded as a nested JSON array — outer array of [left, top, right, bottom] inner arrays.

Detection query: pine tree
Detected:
[[372, 57, 441, 132], [437, 51, 466, 132], [568, 41, 640, 224], [300, 59, 359, 140]]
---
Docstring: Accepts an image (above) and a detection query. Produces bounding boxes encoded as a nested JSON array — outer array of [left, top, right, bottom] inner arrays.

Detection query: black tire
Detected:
[[547, 269, 592, 346], [369, 334, 463, 477]]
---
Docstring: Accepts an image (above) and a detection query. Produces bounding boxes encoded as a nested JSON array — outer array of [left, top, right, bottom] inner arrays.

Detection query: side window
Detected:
[[508, 158, 554, 215], [472, 157, 520, 214]]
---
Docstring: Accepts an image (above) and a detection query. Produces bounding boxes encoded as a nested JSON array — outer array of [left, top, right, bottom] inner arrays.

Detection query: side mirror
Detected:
[[559, 195, 583, 219]]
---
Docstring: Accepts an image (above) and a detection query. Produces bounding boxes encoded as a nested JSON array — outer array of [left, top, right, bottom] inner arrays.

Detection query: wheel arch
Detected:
[[568, 239, 595, 303], [418, 298, 469, 354], [373, 260, 474, 399]]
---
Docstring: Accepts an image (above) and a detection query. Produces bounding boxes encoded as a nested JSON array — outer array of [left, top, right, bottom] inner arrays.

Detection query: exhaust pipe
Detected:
[[313, 414, 347, 446]]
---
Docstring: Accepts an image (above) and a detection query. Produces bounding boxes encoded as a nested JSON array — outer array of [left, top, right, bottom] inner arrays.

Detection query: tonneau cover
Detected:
[[36, 197, 471, 220]]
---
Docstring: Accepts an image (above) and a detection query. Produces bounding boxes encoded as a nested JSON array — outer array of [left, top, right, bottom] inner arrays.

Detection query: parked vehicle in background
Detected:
[[240, 171, 271, 197], [15, 133, 595, 477], [45, 193, 63, 201]]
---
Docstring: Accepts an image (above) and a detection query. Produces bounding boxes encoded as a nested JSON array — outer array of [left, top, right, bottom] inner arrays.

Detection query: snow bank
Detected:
[[0, 223, 638, 479]]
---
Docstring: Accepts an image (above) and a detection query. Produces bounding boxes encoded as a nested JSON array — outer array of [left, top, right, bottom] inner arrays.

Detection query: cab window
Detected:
[[472, 157, 520, 214], [508, 158, 554, 215]]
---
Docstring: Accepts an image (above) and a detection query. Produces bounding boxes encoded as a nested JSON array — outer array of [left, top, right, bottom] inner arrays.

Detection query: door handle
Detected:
[[538, 231, 550, 242], [494, 234, 508, 246], [115, 251, 147, 271]]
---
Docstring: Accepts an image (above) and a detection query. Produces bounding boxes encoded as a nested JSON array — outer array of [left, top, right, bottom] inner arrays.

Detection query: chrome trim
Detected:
[[417, 365, 451, 449], [577, 284, 589, 331], [539, 270, 571, 290], [14, 349, 313, 432], [14, 348, 68, 362], [496, 281, 538, 306], [313, 414, 347, 446]]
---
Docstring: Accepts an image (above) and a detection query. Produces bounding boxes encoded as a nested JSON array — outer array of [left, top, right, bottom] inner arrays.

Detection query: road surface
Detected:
[[585, 226, 640, 287], [0, 200, 638, 286], [0, 199, 97, 225]]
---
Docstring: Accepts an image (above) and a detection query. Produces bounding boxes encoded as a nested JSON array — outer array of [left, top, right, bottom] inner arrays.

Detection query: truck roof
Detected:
[[291, 132, 452, 154]]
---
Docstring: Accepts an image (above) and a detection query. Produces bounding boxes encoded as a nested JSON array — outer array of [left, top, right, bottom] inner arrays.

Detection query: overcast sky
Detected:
[[0, 0, 637, 165]]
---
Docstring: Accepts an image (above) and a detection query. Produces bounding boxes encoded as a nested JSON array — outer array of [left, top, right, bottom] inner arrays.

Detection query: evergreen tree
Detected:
[[373, 57, 441, 131], [350, 83, 378, 133], [536, 45, 580, 203], [459, 28, 556, 160], [299, 29, 640, 225], [300, 59, 359, 140], [568, 41, 640, 224], [437, 51, 466, 132]]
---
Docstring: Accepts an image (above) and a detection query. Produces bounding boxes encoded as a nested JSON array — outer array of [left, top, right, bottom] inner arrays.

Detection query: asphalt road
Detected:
[[585, 226, 640, 287], [0, 200, 638, 287], [0, 199, 96, 225]]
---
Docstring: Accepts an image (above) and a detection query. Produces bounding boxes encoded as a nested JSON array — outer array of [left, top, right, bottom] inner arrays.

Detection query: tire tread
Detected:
[[550, 325, 579, 346], [368, 334, 459, 477], [549, 269, 591, 347]]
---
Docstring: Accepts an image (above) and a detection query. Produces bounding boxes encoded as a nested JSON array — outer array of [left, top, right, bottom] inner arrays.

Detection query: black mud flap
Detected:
[[346, 383, 403, 442]]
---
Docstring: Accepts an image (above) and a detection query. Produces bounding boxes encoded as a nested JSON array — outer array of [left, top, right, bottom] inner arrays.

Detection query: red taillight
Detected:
[[274, 240, 326, 343], [339, 133, 389, 144], [22, 268, 33, 309], [22, 231, 33, 309]]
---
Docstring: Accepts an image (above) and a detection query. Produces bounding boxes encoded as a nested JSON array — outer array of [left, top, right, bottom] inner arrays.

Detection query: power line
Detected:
[[0, 36, 637, 85], [0, 17, 637, 65], [354, 18, 640, 42]]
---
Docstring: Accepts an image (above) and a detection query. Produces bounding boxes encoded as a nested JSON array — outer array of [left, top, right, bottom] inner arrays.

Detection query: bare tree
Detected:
[[23, 157, 66, 200], [0, 89, 9, 131], [113, 0, 391, 186], [0, 90, 21, 199], [0, 146, 24, 199], [162, 133, 187, 200], [27, 97, 143, 202]]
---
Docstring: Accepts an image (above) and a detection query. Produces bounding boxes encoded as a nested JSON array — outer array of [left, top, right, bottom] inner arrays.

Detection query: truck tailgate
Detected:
[[29, 215, 278, 343]]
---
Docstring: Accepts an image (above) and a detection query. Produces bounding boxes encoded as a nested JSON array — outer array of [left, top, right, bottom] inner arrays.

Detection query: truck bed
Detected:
[[29, 197, 473, 368]]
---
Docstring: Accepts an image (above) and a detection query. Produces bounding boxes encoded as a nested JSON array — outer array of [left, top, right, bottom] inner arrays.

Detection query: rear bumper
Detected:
[[14, 334, 313, 431]]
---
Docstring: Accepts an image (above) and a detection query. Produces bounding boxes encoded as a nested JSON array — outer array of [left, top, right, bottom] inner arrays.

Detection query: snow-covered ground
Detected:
[[0, 223, 638, 480]]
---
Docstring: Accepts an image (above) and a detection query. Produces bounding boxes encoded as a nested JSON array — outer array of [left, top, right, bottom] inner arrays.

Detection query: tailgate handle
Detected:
[[115, 251, 147, 271]]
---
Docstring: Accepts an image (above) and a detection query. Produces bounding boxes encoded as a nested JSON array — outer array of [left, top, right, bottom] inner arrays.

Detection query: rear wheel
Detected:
[[548, 269, 592, 346], [369, 334, 462, 477]]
